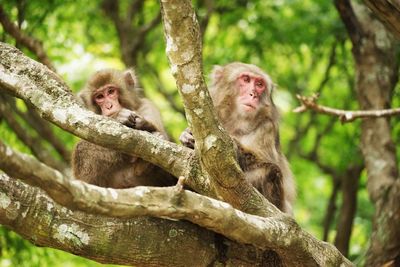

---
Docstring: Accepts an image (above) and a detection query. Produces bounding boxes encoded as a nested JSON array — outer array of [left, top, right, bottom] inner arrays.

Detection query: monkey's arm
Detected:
[[237, 148, 285, 211], [116, 108, 159, 133], [117, 99, 168, 140]]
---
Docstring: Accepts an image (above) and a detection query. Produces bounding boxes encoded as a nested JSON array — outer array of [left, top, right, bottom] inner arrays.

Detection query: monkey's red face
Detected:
[[236, 72, 267, 113], [93, 85, 122, 116]]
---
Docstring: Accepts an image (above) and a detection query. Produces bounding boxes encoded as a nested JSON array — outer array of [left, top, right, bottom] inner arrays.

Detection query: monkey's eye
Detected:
[[107, 88, 116, 95], [242, 75, 251, 83], [95, 94, 104, 101], [255, 80, 265, 89]]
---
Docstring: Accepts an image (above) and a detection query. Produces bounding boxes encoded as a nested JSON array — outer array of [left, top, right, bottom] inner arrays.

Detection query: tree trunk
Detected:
[[335, 1, 400, 265], [363, 0, 400, 39]]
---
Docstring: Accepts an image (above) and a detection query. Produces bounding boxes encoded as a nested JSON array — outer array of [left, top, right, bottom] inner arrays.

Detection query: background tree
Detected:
[[0, 0, 399, 266]]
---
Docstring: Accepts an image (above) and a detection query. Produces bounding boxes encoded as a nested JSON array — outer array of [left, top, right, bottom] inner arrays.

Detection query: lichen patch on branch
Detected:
[[204, 135, 217, 150], [182, 65, 196, 81], [182, 84, 195, 94], [53, 107, 68, 124], [194, 108, 203, 116], [54, 223, 90, 246], [166, 35, 178, 53], [0, 192, 11, 209]]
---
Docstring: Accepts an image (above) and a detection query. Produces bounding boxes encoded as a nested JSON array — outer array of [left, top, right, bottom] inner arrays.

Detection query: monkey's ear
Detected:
[[77, 91, 89, 107], [210, 65, 224, 82], [123, 69, 138, 89]]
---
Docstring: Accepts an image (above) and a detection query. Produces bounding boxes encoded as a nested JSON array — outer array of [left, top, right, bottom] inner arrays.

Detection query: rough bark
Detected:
[[159, 0, 273, 218], [0, 0, 355, 264], [0, 41, 211, 196], [0, 140, 353, 266], [363, 0, 400, 39], [0, 174, 218, 267], [335, 1, 400, 266]]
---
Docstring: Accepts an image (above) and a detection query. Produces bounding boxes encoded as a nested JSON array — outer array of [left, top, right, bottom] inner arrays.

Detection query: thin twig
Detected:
[[294, 94, 400, 123]]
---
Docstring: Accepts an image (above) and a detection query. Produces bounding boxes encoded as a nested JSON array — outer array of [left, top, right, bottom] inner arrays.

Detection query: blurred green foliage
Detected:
[[1, 0, 395, 265]]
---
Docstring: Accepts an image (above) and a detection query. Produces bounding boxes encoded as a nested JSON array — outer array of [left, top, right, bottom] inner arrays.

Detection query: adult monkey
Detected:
[[180, 62, 295, 213], [72, 68, 175, 188]]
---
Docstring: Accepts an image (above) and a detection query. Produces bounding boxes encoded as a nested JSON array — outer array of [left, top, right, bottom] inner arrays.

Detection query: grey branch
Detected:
[[294, 94, 400, 122], [159, 0, 272, 217], [0, 174, 218, 266], [0, 140, 353, 266]]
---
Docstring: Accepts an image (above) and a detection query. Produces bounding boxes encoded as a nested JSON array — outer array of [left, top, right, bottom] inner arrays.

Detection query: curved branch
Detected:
[[0, 174, 217, 266], [294, 94, 400, 123], [0, 141, 353, 266], [0, 41, 214, 196]]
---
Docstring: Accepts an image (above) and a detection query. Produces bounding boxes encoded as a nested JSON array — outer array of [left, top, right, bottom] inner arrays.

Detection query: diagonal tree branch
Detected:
[[159, 0, 273, 217], [0, 41, 213, 196], [294, 94, 400, 123]]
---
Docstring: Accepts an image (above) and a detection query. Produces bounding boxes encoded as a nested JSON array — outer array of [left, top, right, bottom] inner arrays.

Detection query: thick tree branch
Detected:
[[0, 141, 353, 266], [0, 5, 55, 71], [0, 41, 354, 267], [159, 0, 272, 217], [294, 94, 400, 123], [0, 174, 218, 266], [0, 41, 213, 196]]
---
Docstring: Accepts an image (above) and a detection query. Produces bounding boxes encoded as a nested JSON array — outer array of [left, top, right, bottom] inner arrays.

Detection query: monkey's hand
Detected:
[[116, 108, 156, 132], [179, 128, 195, 148]]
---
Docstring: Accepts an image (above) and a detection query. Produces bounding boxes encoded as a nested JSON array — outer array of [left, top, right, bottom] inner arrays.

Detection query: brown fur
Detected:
[[72, 68, 175, 188], [180, 62, 295, 213]]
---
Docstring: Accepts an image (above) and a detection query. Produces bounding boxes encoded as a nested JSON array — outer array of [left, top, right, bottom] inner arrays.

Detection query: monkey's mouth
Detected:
[[105, 103, 114, 110], [243, 103, 256, 111]]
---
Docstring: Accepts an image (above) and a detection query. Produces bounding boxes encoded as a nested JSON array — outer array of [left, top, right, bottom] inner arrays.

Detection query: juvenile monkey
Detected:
[[72, 68, 175, 188], [180, 62, 295, 213]]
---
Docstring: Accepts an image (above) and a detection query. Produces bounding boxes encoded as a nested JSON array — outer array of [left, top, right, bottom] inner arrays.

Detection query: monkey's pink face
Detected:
[[236, 72, 267, 113], [93, 85, 123, 116]]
